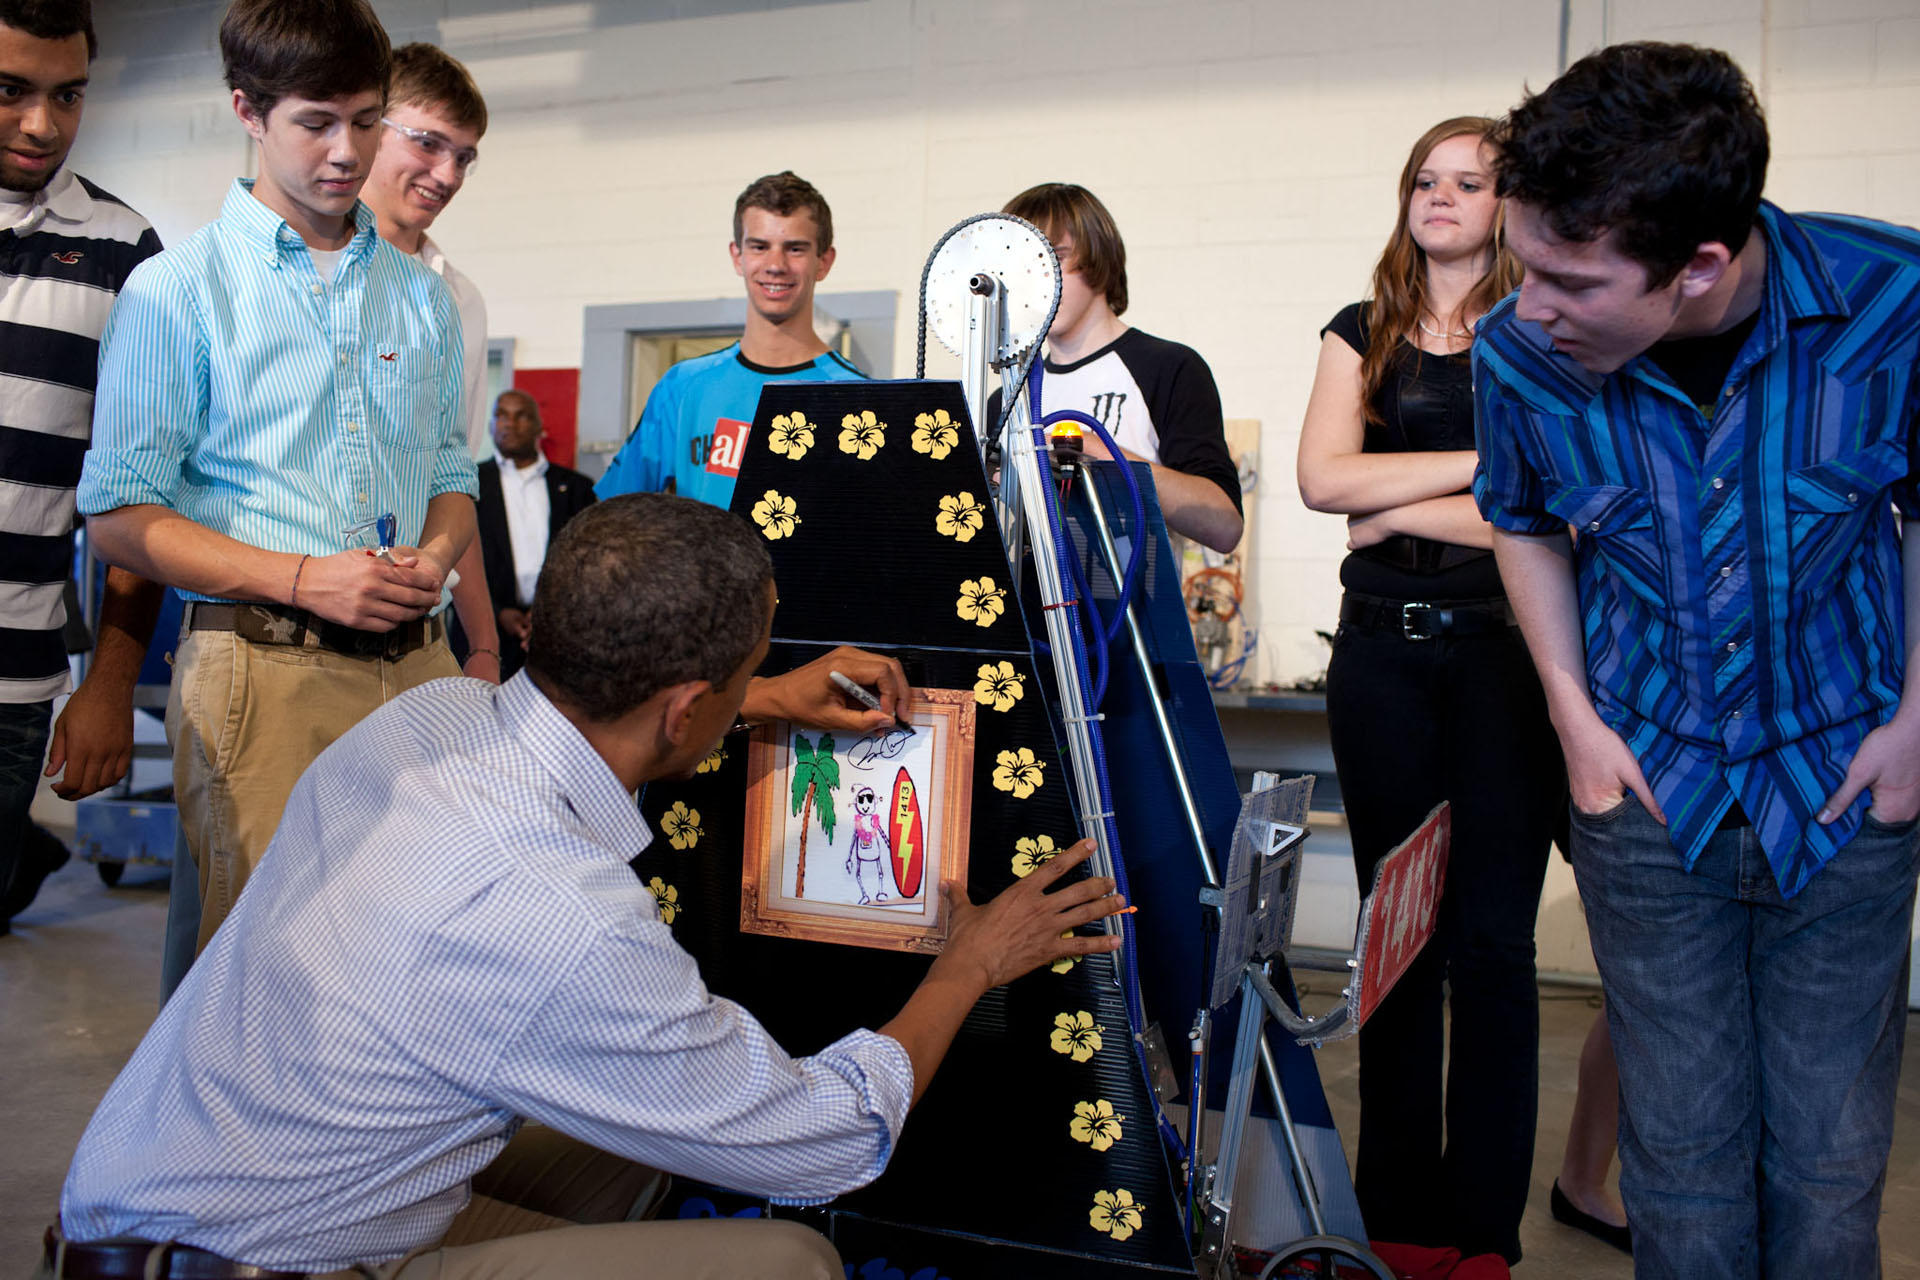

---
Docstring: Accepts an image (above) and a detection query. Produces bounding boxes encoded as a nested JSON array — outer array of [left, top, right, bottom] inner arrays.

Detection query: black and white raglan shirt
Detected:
[[992, 328, 1242, 516], [0, 169, 161, 702]]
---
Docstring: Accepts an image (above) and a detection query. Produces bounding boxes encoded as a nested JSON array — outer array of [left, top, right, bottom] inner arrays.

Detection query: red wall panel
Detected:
[[511, 368, 581, 469]]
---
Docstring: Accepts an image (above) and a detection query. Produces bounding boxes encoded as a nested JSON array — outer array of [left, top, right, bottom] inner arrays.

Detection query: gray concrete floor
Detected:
[[1, 853, 170, 1277], [3, 853, 1919, 1277], [1305, 976, 1920, 1277]]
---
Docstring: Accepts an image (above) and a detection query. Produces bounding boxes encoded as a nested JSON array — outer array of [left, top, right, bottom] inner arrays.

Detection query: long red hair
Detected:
[[1360, 117, 1520, 425]]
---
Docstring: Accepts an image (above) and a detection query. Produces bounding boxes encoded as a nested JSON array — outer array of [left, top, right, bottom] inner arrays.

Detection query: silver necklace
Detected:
[[1417, 314, 1475, 340]]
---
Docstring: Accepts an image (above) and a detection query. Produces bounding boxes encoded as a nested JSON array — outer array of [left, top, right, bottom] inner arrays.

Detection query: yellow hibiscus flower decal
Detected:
[[696, 744, 728, 774], [1011, 834, 1057, 878], [956, 576, 1006, 628], [972, 660, 1025, 712], [1070, 1099, 1124, 1151], [661, 800, 704, 851], [767, 412, 814, 460], [912, 409, 959, 460], [1050, 931, 1083, 974], [647, 876, 681, 925], [936, 491, 987, 543], [1088, 1188, 1143, 1241], [992, 747, 1045, 798], [1049, 1010, 1103, 1062], [838, 409, 886, 459], [749, 489, 800, 540]]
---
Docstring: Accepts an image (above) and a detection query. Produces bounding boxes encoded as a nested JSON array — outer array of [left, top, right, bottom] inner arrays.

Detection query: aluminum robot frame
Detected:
[[917, 214, 1393, 1280]]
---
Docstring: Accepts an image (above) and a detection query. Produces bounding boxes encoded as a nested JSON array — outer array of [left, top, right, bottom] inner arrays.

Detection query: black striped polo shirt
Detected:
[[0, 168, 160, 702]]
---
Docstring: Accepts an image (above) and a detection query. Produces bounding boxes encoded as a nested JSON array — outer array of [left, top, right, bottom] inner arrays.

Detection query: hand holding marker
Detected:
[[830, 669, 915, 735], [828, 670, 1138, 915], [344, 513, 460, 587]]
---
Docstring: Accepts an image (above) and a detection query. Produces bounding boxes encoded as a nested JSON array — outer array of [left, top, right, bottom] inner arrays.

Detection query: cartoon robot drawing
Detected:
[[846, 784, 892, 904]]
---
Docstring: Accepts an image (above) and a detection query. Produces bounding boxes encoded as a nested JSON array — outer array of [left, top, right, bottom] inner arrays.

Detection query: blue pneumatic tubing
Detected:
[[1024, 360, 1150, 646], [1017, 374, 1110, 700], [1023, 357, 1149, 705], [1039, 404, 1150, 649], [1020, 359, 1190, 1164], [1060, 518, 1111, 707], [1022, 550, 1110, 709]]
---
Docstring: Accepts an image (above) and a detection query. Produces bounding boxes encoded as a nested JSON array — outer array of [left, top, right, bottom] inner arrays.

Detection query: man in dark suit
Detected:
[[473, 389, 596, 676]]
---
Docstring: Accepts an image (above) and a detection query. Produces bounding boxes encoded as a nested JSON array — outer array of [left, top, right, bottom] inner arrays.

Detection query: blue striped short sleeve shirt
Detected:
[[1473, 202, 1920, 896], [77, 180, 476, 598]]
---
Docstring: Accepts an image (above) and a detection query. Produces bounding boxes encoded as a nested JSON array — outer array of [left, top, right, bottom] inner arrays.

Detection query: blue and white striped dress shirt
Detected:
[[61, 673, 914, 1271], [1474, 202, 1920, 896], [76, 180, 477, 599]]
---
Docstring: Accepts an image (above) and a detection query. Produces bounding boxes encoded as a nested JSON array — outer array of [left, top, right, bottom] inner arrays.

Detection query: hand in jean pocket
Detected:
[[1819, 712, 1920, 826], [1560, 706, 1666, 822]]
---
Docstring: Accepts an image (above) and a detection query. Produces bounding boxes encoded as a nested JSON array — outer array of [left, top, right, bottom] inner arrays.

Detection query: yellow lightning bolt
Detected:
[[895, 781, 917, 884]]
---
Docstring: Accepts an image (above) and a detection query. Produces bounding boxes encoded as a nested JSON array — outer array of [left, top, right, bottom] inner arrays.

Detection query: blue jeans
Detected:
[[159, 823, 200, 1005], [1571, 797, 1919, 1279], [0, 699, 54, 906]]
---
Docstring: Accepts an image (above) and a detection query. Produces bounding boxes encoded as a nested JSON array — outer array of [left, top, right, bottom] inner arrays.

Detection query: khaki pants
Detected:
[[341, 1127, 840, 1280], [166, 620, 460, 952], [353, 1218, 842, 1280], [38, 1129, 840, 1280]]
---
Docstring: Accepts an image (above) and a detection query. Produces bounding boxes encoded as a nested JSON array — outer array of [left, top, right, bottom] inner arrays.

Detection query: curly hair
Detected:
[[0, 0, 94, 59], [1490, 42, 1767, 287], [526, 495, 773, 722]]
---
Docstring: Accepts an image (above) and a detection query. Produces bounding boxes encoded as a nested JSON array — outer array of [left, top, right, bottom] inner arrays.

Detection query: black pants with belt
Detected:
[[1325, 602, 1564, 1264]]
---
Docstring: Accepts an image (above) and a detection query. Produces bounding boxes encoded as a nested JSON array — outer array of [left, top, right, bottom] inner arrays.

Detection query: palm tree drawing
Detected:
[[791, 733, 839, 898]]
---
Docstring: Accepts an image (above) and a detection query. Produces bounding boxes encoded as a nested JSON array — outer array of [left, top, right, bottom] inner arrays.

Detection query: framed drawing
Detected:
[[742, 687, 976, 953]]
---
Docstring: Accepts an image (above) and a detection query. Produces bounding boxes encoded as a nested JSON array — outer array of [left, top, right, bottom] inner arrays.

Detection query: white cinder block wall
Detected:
[[76, 0, 1920, 688], [66, 0, 1920, 978]]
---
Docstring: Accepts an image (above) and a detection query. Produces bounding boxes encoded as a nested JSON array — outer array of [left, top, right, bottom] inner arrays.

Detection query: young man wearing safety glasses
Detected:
[[363, 44, 488, 457], [360, 41, 505, 685]]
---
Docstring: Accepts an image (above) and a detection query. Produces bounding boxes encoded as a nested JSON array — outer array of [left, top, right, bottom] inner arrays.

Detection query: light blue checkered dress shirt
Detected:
[[76, 180, 478, 599], [60, 673, 914, 1271]]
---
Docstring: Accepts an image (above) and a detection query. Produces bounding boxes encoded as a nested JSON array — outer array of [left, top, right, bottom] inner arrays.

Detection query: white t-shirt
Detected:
[[0, 184, 39, 232], [307, 246, 345, 285], [495, 451, 551, 608], [419, 237, 489, 453], [984, 328, 1241, 512]]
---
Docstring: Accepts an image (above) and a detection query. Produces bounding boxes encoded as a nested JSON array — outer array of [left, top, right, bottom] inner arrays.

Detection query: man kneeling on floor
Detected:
[[50, 494, 1125, 1280]]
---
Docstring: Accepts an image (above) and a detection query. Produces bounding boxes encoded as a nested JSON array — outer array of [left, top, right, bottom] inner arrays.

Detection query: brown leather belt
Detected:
[[1339, 592, 1517, 641], [42, 1226, 308, 1280], [186, 601, 441, 661]]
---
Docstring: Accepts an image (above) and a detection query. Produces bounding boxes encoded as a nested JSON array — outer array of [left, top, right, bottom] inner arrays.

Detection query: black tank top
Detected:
[[1321, 302, 1504, 600]]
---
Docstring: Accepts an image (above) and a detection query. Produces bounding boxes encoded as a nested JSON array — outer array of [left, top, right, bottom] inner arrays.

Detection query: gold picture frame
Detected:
[[741, 687, 976, 953]]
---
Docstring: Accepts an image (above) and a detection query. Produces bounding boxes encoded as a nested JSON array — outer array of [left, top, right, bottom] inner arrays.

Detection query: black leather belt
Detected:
[[42, 1227, 307, 1280], [186, 601, 440, 660], [1339, 592, 1517, 641]]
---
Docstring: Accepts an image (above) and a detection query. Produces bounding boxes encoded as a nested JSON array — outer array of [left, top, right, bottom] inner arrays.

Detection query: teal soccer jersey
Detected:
[[596, 343, 865, 509]]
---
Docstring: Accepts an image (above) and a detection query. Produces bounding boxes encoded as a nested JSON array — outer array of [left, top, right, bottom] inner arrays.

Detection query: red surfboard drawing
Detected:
[[890, 767, 926, 899]]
